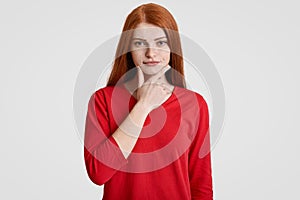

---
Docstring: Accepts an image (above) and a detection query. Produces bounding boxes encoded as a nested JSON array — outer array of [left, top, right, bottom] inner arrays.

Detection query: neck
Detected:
[[124, 71, 172, 96], [142, 73, 156, 82], [144, 72, 169, 84]]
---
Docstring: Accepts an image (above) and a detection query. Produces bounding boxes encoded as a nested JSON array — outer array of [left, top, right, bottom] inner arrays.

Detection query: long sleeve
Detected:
[[84, 89, 128, 186], [188, 95, 213, 200]]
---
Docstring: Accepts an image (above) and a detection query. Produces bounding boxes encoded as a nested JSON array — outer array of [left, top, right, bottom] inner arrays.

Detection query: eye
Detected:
[[157, 40, 168, 47], [133, 41, 147, 47]]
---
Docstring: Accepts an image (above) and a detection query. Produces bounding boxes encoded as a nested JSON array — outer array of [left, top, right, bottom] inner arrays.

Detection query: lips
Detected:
[[143, 61, 160, 66]]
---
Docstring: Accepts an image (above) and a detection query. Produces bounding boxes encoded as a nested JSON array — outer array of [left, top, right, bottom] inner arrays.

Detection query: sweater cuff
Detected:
[[107, 136, 129, 166]]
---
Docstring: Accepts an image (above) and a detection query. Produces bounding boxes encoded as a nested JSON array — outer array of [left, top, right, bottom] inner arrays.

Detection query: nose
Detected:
[[145, 47, 157, 58]]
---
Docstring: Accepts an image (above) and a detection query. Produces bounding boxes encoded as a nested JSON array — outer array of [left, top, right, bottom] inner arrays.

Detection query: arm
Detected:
[[188, 95, 213, 200], [84, 90, 150, 185], [84, 66, 171, 186]]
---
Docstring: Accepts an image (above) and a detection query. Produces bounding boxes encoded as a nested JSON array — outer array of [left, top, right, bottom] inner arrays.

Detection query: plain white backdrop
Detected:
[[1, 0, 299, 199]]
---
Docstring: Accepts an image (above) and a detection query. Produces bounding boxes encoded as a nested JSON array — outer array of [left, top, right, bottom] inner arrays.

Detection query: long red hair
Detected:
[[106, 3, 186, 88]]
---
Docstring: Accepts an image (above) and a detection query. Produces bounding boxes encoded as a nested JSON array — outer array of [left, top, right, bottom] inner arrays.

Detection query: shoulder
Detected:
[[175, 86, 208, 107], [94, 85, 115, 94], [92, 85, 129, 104], [92, 85, 121, 98], [87, 86, 116, 105]]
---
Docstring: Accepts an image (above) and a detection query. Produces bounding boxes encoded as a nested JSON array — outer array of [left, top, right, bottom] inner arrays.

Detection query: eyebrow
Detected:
[[132, 36, 167, 41]]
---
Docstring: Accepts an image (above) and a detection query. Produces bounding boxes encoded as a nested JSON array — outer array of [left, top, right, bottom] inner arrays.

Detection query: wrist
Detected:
[[134, 101, 152, 114]]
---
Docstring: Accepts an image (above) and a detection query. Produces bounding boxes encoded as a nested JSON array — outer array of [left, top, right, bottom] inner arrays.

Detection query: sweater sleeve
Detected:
[[188, 95, 213, 200], [84, 90, 128, 186]]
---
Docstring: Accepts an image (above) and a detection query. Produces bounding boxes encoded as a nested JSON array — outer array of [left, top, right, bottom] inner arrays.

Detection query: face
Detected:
[[130, 22, 171, 75]]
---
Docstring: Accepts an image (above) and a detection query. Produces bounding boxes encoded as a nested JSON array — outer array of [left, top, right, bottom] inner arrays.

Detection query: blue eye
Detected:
[[134, 41, 146, 47], [157, 41, 168, 46]]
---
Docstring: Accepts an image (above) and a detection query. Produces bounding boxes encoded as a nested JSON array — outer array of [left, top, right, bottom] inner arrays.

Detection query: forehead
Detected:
[[132, 23, 167, 40]]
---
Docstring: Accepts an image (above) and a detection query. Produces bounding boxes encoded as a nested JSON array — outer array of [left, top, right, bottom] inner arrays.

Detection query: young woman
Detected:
[[84, 3, 213, 200]]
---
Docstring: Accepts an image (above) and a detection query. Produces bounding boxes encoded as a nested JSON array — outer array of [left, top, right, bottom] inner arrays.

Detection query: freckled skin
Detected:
[[130, 22, 171, 76]]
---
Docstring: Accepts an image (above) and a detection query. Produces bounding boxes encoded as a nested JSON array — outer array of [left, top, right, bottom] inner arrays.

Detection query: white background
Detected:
[[1, 0, 299, 199]]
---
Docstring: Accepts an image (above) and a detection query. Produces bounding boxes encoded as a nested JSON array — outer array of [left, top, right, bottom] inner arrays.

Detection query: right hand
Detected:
[[136, 65, 173, 112]]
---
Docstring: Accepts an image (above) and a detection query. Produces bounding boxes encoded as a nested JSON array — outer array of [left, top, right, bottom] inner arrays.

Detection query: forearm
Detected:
[[112, 102, 150, 158]]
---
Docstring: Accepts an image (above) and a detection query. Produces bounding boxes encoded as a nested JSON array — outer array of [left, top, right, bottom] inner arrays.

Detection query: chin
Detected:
[[140, 65, 164, 75]]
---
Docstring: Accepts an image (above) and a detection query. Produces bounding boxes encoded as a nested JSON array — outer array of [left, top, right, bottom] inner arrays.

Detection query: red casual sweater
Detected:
[[84, 84, 213, 200]]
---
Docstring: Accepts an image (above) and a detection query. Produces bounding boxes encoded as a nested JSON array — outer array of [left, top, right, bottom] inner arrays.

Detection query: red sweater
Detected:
[[84, 84, 213, 200]]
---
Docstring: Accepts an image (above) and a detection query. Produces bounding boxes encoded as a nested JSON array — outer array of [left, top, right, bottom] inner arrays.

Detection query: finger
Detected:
[[157, 82, 174, 92], [145, 65, 171, 84], [136, 66, 144, 88]]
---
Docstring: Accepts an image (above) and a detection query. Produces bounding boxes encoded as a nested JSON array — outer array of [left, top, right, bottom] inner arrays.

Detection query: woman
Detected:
[[84, 3, 213, 200]]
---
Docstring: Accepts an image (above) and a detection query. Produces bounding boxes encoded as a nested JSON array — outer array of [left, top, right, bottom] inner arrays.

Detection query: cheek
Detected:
[[131, 51, 142, 66], [161, 52, 171, 63]]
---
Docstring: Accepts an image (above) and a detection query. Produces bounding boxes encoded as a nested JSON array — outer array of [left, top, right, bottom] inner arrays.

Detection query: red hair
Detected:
[[106, 3, 186, 88]]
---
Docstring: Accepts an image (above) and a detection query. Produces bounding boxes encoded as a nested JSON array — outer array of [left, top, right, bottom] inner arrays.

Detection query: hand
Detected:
[[136, 65, 173, 112]]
